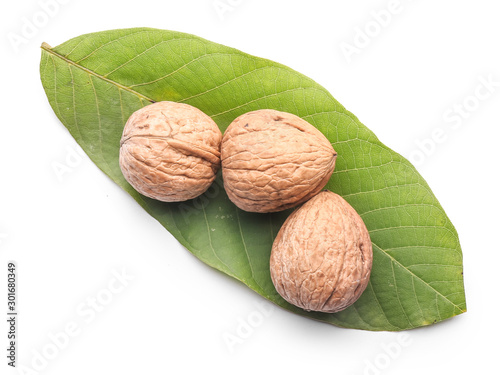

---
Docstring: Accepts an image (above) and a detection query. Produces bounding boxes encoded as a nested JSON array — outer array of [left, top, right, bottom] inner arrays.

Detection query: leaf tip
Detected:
[[41, 42, 52, 50]]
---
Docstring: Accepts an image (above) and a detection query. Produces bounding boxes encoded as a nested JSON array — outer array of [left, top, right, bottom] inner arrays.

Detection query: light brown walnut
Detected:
[[119, 101, 222, 202], [270, 190, 373, 313], [221, 109, 337, 213]]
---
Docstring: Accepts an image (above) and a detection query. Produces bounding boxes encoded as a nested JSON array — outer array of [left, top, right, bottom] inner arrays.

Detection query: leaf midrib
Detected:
[[41, 42, 155, 104]]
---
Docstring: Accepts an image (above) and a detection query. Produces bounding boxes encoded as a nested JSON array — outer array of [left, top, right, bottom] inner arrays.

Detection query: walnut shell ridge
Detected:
[[270, 190, 373, 313], [119, 101, 222, 202], [221, 109, 337, 213]]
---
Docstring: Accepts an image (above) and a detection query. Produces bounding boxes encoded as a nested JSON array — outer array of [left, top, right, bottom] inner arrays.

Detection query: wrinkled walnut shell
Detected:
[[270, 190, 373, 313], [221, 109, 337, 213], [119, 101, 222, 202]]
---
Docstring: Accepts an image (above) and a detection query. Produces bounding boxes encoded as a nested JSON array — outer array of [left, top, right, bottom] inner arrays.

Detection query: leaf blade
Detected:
[[40, 28, 466, 331]]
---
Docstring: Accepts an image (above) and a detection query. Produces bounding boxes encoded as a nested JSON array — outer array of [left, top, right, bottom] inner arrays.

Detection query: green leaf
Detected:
[[40, 28, 466, 331]]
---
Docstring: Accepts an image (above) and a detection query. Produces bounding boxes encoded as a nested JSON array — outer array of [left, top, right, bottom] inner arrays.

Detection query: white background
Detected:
[[1, 0, 499, 374]]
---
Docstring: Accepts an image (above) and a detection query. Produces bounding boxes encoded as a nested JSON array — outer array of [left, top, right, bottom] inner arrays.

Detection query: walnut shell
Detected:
[[119, 101, 222, 202], [221, 109, 337, 213], [270, 190, 373, 313]]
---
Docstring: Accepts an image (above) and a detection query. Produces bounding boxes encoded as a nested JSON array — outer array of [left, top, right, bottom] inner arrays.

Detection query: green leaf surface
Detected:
[[40, 28, 466, 331]]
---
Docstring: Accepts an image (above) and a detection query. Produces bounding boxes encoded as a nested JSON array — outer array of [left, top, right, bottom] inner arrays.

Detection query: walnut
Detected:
[[270, 190, 373, 313], [119, 101, 222, 202], [221, 109, 337, 213]]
